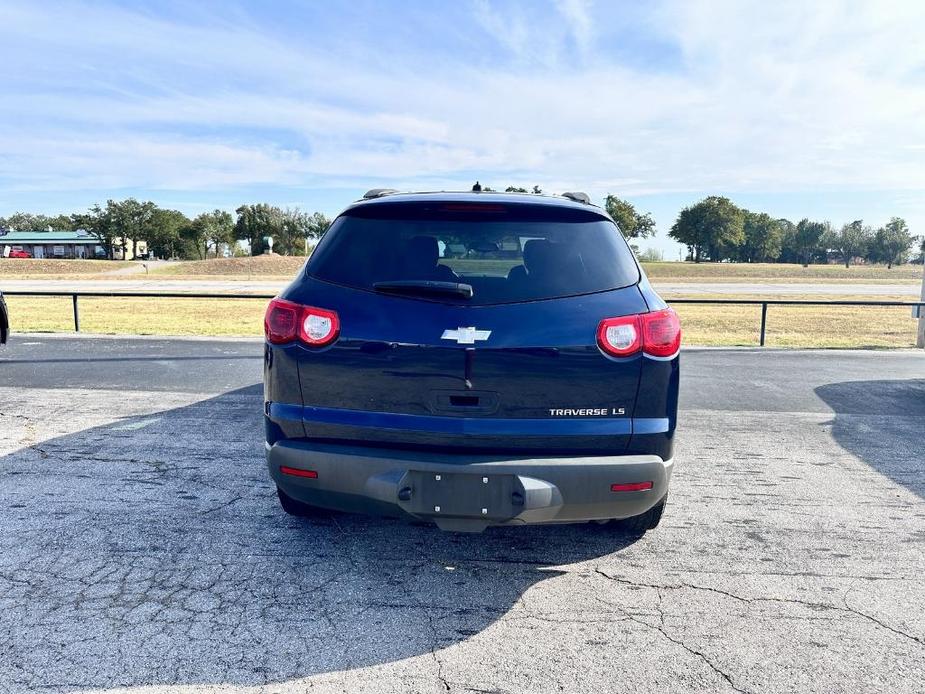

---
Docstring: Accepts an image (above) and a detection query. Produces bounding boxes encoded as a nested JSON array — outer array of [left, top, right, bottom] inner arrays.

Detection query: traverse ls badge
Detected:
[[441, 327, 491, 345]]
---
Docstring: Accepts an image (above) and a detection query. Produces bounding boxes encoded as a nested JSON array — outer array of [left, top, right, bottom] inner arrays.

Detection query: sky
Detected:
[[1, 0, 924, 257]]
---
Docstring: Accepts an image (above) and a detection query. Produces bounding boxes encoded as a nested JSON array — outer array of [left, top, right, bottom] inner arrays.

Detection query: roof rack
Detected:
[[561, 191, 591, 204], [362, 188, 399, 200]]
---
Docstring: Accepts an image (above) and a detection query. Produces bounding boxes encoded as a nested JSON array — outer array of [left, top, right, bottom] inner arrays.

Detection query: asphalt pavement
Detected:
[[1, 335, 923, 693]]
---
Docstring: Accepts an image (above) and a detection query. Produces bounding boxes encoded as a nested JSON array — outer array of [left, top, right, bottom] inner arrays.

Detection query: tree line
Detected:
[[4, 192, 920, 266], [656, 195, 918, 267], [0, 201, 331, 260], [505, 190, 920, 269]]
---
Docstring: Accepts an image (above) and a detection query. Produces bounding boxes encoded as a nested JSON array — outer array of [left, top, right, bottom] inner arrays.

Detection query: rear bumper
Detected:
[[267, 440, 674, 532]]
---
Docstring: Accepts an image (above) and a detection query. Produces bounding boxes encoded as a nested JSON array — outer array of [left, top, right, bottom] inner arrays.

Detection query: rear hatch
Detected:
[[282, 198, 647, 454]]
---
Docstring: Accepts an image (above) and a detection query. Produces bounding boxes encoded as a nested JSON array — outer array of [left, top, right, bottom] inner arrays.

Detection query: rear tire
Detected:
[[277, 486, 326, 517], [617, 494, 667, 534]]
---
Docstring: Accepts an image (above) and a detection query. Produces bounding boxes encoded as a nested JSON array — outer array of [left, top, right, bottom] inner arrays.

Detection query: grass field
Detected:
[[5, 296, 266, 336], [662, 293, 918, 348], [150, 255, 307, 278], [5, 292, 921, 348], [643, 261, 921, 282], [4, 255, 922, 347]]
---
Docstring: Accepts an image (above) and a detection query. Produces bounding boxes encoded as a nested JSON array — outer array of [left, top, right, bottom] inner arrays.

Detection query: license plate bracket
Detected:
[[399, 470, 518, 520]]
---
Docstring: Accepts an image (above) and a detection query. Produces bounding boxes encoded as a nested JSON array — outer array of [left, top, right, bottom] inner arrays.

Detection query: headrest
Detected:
[[523, 239, 556, 275], [405, 236, 439, 267]]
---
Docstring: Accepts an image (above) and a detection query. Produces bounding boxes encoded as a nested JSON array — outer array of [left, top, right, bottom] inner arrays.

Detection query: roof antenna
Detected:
[[472, 181, 482, 192]]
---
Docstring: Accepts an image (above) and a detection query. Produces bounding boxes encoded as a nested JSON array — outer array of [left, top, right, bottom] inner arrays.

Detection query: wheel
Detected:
[[617, 494, 667, 534], [276, 486, 326, 517]]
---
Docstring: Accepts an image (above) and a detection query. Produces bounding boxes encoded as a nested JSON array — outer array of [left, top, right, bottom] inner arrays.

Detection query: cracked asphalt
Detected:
[[1, 335, 923, 693]]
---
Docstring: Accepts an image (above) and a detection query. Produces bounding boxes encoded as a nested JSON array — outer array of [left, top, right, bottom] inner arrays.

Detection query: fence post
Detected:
[[917, 261, 925, 348], [759, 302, 768, 347], [72, 294, 80, 332]]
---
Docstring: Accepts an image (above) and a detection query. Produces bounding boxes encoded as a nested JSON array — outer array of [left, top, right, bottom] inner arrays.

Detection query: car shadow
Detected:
[[815, 378, 925, 499], [0, 384, 641, 690]]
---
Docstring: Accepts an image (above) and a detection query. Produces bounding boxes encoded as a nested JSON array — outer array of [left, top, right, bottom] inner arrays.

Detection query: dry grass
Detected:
[[0, 258, 134, 275], [151, 258, 924, 282], [643, 261, 921, 282], [5, 255, 921, 285], [5, 296, 268, 337], [6, 292, 921, 348], [151, 255, 306, 278], [665, 293, 920, 348]]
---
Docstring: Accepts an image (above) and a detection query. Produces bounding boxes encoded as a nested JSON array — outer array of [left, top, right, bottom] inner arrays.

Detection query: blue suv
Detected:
[[263, 190, 680, 533]]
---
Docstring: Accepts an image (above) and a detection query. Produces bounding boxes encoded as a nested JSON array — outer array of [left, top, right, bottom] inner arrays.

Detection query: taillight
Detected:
[[299, 306, 339, 345], [264, 298, 340, 347], [641, 308, 682, 357], [597, 315, 642, 357], [265, 299, 300, 344], [597, 308, 680, 359]]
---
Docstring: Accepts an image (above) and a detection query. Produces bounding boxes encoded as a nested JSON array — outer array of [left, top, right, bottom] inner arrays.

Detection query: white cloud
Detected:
[[1, 0, 924, 212], [555, 0, 594, 56], [472, 0, 534, 63]]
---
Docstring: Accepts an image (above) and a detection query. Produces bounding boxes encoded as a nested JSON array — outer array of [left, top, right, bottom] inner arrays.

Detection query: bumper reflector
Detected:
[[280, 466, 318, 479], [611, 481, 653, 492]]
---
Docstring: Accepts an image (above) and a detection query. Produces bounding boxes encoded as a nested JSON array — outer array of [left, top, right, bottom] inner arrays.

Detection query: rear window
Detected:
[[306, 201, 640, 305]]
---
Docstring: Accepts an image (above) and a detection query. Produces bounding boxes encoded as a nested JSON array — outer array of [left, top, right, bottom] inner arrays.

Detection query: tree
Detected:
[[637, 247, 664, 262], [278, 209, 308, 255], [305, 211, 331, 241], [71, 204, 115, 259], [108, 198, 158, 259], [5, 213, 38, 231], [792, 219, 828, 266], [273, 209, 332, 255], [604, 195, 656, 239], [180, 217, 208, 260], [828, 220, 872, 268], [148, 209, 191, 259], [49, 214, 72, 231], [234, 203, 284, 255], [669, 196, 744, 262], [180, 210, 234, 260], [738, 212, 782, 263], [203, 210, 235, 258], [2, 212, 71, 232], [504, 185, 543, 194], [775, 219, 798, 262], [870, 217, 915, 268]]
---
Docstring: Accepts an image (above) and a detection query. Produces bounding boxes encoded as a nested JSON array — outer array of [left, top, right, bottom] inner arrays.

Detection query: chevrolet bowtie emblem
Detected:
[[441, 327, 491, 345]]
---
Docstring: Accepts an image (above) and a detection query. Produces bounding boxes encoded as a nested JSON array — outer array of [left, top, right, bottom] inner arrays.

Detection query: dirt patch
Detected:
[[0, 259, 134, 275]]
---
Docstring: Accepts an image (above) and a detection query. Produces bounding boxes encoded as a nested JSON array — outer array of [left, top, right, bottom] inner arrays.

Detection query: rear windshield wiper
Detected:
[[372, 280, 474, 299]]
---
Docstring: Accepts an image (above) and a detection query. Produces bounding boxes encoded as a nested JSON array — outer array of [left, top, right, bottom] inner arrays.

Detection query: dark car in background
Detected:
[[263, 190, 680, 533], [0, 291, 8, 344]]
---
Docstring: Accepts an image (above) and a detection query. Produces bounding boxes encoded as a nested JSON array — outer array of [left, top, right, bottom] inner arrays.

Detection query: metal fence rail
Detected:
[[2, 290, 275, 334], [4, 291, 925, 347], [669, 298, 925, 346]]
